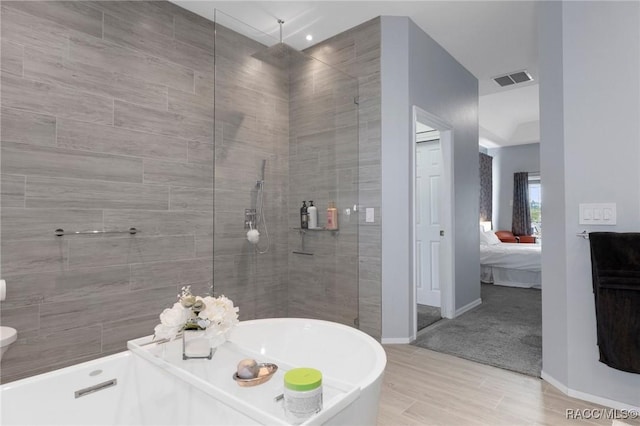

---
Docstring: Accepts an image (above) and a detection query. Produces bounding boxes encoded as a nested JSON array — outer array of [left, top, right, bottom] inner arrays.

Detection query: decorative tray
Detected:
[[232, 363, 278, 387]]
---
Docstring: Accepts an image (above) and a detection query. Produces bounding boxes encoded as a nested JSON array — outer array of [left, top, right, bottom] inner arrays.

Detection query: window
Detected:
[[528, 175, 541, 236]]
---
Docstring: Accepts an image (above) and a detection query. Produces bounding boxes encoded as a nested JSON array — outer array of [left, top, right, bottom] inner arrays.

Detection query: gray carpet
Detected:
[[412, 283, 541, 377], [417, 304, 441, 330]]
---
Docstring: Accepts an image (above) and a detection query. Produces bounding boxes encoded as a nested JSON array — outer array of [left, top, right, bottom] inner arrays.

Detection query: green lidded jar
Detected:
[[283, 368, 323, 424]]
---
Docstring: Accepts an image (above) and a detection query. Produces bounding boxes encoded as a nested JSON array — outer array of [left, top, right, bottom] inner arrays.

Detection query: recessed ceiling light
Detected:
[[306, 34, 313, 41]]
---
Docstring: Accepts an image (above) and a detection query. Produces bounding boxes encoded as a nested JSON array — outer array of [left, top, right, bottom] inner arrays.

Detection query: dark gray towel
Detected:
[[589, 232, 640, 374]]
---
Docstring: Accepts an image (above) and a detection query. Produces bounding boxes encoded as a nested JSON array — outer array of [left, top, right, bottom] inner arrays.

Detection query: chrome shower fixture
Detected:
[[277, 19, 284, 44], [244, 209, 257, 230]]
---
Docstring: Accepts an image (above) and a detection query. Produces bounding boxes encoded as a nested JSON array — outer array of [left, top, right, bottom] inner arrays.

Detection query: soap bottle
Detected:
[[300, 201, 308, 229], [326, 201, 338, 230], [308, 201, 318, 229]]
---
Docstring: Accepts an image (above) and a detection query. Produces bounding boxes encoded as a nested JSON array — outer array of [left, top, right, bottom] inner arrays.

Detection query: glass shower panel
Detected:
[[288, 55, 360, 327], [213, 11, 289, 320], [213, 11, 359, 328]]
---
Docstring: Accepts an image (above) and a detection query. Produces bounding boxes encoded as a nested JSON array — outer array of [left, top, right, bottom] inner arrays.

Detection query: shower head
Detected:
[[251, 42, 308, 69], [250, 18, 309, 69], [260, 159, 267, 181]]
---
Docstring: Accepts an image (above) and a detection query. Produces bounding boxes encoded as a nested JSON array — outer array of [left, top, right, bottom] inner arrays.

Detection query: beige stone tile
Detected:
[[39, 286, 176, 333], [115, 100, 213, 144], [130, 257, 212, 290], [67, 235, 195, 269], [0, 325, 102, 381], [378, 345, 626, 426], [0, 40, 23, 76], [1, 73, 113, 125], [24, 48, 168, 110], [25, 176, 169, 210], [0, 5, 69, 57], [0, 174, 25, 207], [169, 187, 214, 211], [144, 158, 213, 189], [188, 141, 215, 165], [0, 305, 39, 339], [88, 1, 174, 37], [102, 313, 160, 353], [1, 107, 56, 146], [0, 265, 130, 309], [103, 209, 212, 237], [168, 87, 214, 122], [1, 239, 67, 275], [57, 119, 188, 162], [104, 13, 214, 73], [1, 207, 103, 241], [5, 1, 102, 38], [174, 12, 215, 54], [68, 33, 194, 93], [1, 142, 143, 183]]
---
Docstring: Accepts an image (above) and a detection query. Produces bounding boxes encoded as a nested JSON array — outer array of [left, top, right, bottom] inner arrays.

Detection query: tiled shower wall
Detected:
[[0, 2, 382, 384], [287, 54, 360, 325], [0, 1, 221, 383], [212, 23, 290, 319], [304, 19, 382, 338]]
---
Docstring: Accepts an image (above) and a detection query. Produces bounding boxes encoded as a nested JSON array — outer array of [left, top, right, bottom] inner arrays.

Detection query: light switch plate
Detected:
[[365, 208, 375, 223], [579, 203, 616, 225]]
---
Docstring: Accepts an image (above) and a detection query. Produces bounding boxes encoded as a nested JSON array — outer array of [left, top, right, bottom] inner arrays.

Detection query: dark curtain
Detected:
[[512, 172, 531, 236], [479, 153, 492, 222]]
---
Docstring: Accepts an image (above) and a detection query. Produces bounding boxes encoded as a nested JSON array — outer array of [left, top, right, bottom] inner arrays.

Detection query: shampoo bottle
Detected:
[[326, 201, 338, 230], [308, 201, 318, 229], [300, 201, 308, 229]]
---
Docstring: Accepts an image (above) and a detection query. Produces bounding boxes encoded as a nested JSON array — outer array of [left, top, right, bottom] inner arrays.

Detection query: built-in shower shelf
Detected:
[[292, 251, 314, 256], [292, 227, 339, 234], [292, 227, 338, 255]]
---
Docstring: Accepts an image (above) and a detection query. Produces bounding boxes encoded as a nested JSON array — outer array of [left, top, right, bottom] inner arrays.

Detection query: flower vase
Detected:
[[182, 329, 213, 360]]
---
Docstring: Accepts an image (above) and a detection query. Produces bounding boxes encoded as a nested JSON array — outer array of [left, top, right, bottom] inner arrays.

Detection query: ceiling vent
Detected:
[[493, 70, 533, 87]]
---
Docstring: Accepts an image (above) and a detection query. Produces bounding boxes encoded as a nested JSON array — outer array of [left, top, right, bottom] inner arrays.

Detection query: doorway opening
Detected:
[[415, 126, 442, 331], [411, 106, 455, 340]]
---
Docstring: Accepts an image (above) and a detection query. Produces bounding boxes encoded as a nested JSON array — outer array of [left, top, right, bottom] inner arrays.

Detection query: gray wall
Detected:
[[0, 1, 215, 382], [1, 5, 383, 385], [538, 0, 569, 388], [539, 1, 640, 407], [287, 44, 360, 326], [212, 23, 290, 321], [305, 18, 382, 338], [487, 143, 540, 231], [380, 17, 479, 339], [214, 18, 379, 333]]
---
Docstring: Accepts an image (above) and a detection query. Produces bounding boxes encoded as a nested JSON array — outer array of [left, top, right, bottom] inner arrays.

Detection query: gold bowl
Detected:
[[232, 363, 278, 387]]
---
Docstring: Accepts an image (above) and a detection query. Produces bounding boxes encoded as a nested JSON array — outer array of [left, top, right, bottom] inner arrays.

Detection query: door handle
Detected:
[[440, 230, 445, 237]]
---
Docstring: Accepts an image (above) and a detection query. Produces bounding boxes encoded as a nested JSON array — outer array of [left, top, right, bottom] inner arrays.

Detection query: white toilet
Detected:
[[0, 280, 17, 361], [0, 326, 17, 362]]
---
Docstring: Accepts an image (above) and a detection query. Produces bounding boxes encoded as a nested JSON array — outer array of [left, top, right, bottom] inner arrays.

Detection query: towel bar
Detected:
[[55, 227, 138, 236], [577, 230, 589, 239]]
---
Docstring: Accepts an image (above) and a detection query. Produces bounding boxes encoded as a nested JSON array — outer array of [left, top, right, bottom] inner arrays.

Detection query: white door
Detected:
[[416, 140, 442, 306]]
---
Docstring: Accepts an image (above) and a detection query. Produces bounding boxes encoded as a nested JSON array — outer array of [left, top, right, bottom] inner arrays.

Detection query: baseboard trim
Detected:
[[455, 298, 482, 317], [540, 370, 568, 393], [541, 370, 640, 412], [381, 337, 411, 344]]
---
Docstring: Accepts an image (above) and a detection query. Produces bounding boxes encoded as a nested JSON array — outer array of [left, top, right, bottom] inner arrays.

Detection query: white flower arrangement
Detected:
[[153, 286, 239, 341]]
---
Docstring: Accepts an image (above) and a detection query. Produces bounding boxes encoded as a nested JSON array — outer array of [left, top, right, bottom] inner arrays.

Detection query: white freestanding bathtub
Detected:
[[1, 318, 386, 426]]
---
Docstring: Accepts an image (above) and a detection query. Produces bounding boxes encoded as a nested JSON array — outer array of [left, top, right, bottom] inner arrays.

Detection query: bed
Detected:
[[480, 231, 541, 288]]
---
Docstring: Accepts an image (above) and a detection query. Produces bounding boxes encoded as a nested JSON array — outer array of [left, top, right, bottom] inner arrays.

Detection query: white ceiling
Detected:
[[172, 1, 540, 147], [480, 83, 539, 148]]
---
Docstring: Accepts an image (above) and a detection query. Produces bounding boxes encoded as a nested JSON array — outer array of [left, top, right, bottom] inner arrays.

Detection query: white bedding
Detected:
[[480, 243, 541, 271]]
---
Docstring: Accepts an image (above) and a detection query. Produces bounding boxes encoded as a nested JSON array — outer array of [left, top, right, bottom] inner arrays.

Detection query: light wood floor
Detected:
[[377, 345, 640, 426]]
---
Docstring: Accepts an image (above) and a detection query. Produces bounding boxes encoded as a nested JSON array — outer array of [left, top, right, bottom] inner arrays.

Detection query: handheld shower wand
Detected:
[[246, 159, 270, 254]]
